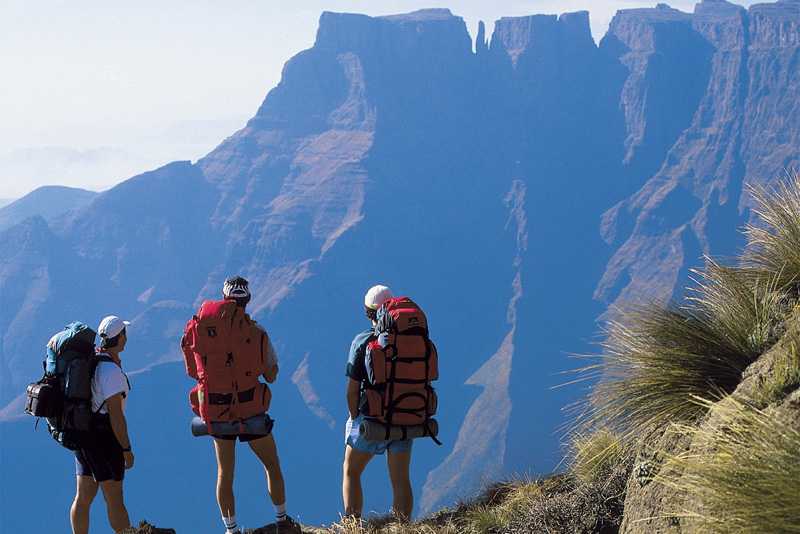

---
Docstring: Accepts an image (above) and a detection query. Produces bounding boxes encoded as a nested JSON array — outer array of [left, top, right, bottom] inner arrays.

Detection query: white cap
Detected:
[[364, 285, 393, 310], [98, 315, 130, 339]]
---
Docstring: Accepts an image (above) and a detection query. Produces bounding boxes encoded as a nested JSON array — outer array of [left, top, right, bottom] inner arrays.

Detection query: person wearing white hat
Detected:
[[342, 285, 415, 520], [70, 315, 134, 534]]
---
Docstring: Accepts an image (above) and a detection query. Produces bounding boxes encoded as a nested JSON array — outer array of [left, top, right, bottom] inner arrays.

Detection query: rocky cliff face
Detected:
[[1, 2, 798, 530], [598, 0, 800, 308]]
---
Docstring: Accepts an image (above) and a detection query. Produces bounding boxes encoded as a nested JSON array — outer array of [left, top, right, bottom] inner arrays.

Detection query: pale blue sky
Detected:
[[0, 1, 758, 198]]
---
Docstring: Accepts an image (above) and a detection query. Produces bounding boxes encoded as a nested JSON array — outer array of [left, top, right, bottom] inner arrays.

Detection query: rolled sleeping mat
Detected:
[[360, 418, 439, 441], [191, 413, 273, 437]]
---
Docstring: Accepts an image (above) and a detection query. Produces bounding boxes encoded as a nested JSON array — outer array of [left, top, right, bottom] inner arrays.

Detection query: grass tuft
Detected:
[[570, 428, 627, 484], [687, 259, 786, 357], [753, 340, 800, 405], [744, 170, 800, 290], [575, 259, 789, 447], [658, 396, 800, 533]]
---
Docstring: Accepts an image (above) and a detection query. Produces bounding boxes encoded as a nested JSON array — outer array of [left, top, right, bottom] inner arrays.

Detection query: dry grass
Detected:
[[753, 340, 800, 405], [658, 396, 800, 533], [570, 428, 628, 484], [687, 259, 786, 356], [327, 481, 544, 534], [574, 256, 789, 449], [326, 472, 629, 534], [578, 302, 751, 446], [744, 171, 800, 290]]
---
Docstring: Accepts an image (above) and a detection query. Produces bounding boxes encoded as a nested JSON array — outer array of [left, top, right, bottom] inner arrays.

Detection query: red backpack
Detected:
[[181, 299, 272, 432], [364, 297, 440, 443]]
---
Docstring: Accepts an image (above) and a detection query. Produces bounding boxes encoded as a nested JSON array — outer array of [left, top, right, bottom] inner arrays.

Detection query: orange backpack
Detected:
[[181, 300, 272, 431], [364, 297, 440, 443]]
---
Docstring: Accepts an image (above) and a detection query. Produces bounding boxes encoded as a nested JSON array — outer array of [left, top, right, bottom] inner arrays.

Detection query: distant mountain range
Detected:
[[0, 1, 798, 530], [0, 186, 97, 233]]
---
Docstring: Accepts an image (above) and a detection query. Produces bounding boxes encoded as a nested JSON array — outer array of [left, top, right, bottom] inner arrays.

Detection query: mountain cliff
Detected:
[[0, 2, 798, 530]]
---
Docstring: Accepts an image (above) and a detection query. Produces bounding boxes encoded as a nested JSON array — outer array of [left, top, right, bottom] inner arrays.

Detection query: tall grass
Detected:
[[659, 396, 800, 533], [744, 171, 800, 289], [576, 259, 788, 446], [687, 259, 785, 356], [580, 307, 741, 443], [753, 340, 800, 405], [570, 428, 627, 484]]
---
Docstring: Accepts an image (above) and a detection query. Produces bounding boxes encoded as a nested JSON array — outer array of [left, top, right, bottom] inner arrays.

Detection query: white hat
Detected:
[[364, 285, 393, 310], [98, 315, 130, 339]]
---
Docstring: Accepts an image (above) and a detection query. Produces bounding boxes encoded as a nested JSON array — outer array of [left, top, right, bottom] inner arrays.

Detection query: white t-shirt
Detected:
[[92, 359, 130, 414]]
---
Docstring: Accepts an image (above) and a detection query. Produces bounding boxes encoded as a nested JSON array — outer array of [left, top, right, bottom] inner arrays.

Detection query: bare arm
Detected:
[[262, 334, 278, 383], [106, 394, 134, 468], [263, 363, 278, 384], [347, 378, 361, 419]]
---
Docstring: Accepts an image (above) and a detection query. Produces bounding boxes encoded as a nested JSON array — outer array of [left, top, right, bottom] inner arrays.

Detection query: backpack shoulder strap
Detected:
[[92, 354, 129, 414]]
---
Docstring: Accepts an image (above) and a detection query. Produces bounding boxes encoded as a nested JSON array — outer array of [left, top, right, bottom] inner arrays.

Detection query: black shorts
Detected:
[[74, 429, 125, 482]]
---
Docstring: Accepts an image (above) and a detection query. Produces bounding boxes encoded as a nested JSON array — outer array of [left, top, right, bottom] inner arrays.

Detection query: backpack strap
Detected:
[[92, 354, 129, 414], [425, 419, 442, 446]]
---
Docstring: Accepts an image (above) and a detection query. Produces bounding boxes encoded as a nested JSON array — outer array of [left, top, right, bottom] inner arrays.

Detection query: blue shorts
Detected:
[[345, 415, 413, 455]]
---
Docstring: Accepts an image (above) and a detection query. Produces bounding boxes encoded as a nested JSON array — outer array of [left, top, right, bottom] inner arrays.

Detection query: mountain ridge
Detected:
[[0, 185, 97, 233]]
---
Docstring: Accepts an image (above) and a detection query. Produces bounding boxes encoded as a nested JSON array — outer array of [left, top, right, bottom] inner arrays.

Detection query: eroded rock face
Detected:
[[619, 428, 692, 534], [598, 0, 800, 308]]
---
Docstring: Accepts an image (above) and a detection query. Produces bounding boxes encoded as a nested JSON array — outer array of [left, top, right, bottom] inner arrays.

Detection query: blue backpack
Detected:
[[25, 322, 111, 450]]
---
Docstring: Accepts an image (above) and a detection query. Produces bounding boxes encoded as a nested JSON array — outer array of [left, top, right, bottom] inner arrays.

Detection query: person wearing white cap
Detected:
[[70, 315, 135, 534], [342, 285, 415, 520]]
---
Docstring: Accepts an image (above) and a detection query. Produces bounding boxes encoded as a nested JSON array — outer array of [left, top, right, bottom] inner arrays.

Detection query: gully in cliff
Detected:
[[343, 285, 441, 521], [182, 276, 301, 534]]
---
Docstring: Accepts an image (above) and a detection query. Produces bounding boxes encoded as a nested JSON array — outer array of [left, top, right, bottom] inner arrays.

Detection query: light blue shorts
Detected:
[[345, 415, 413, 455]]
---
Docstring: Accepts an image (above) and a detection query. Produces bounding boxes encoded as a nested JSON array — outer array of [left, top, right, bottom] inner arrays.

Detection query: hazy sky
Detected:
[[1, 0, 759, 198]]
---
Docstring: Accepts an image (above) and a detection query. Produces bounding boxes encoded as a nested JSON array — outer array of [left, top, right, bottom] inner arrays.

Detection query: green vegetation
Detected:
[[575, 174, 799, 447], [579, 290, 771, 447], [687, 259, 785, 357], [744, 172, 800, 289], [570, 428, 627, 484], [752, 339, 800, 404], [660, 397, 800, 533], [328, 472, 627, 533]]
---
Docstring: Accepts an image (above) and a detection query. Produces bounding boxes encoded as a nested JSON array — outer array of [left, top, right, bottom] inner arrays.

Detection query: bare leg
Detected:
[[70, 476, 98, 534], [213, 438, 237, 519], [248, 434, 286, 506], [342, 445, 373, 518], [387, 450, 413, 521], [98, 479, 131, 533]]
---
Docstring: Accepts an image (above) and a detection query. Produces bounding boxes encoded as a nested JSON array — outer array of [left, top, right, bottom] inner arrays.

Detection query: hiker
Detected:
[[342, 285, 440, 521], [71, 315, 135, 534], [181, 276, 299, 534]]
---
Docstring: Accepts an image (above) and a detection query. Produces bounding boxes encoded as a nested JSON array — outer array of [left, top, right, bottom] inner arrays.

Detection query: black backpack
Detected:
[[24, 322, 113, 450]]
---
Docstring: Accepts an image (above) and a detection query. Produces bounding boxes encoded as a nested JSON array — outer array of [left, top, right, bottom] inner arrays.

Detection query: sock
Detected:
[[222, 514, 238, 533], [275, 502, 287, 522]]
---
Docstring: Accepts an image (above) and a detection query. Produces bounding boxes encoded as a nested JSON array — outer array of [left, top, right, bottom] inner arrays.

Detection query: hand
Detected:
[[123, 450, 135, 469]]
